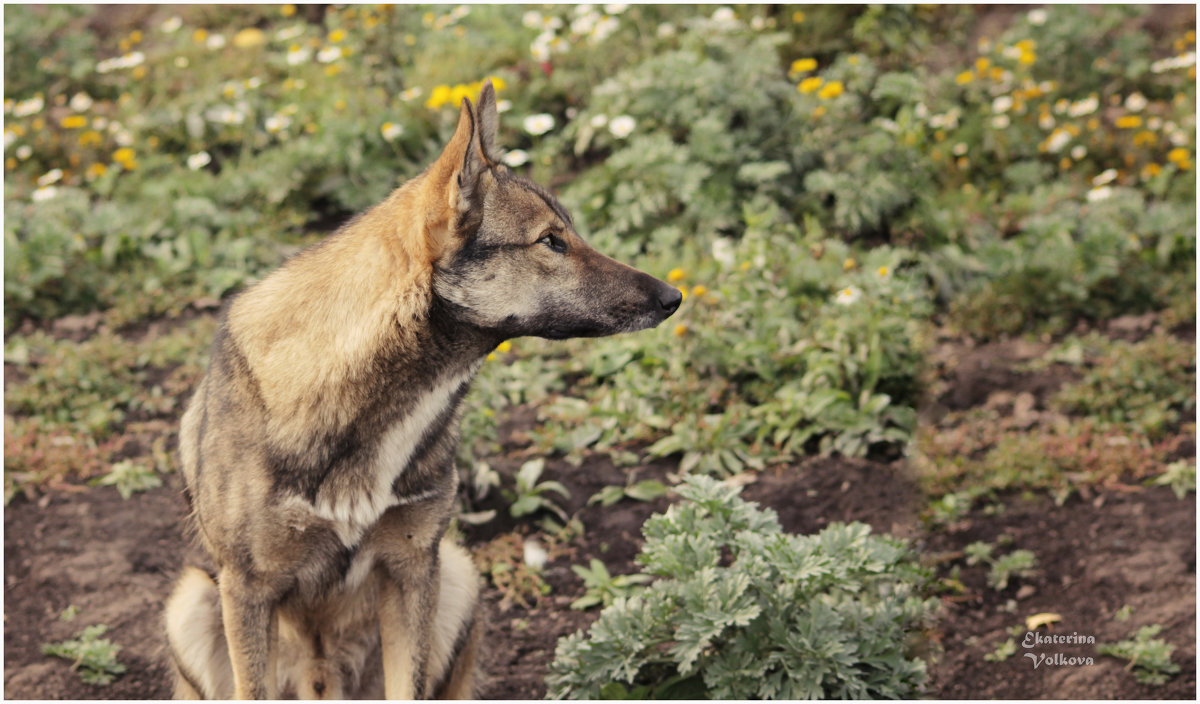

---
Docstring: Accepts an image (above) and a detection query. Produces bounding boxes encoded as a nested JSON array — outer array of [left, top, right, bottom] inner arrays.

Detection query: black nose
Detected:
[[659, 286, 682, 315]]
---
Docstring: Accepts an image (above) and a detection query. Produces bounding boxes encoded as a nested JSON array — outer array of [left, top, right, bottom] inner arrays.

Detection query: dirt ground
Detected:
[[4, 325, 1196, 699]]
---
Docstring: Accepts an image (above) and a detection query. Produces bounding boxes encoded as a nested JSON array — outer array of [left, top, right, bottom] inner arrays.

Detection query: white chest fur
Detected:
[[285, 363, 480, 546]]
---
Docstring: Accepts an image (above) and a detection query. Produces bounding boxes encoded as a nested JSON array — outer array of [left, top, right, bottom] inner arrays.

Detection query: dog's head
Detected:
[[421, 81, 681, 341]]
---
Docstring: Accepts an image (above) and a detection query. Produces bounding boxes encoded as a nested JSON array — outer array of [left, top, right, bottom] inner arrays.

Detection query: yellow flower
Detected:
[[877, 265, 890, 278], [193, 28, 208, 43], [843, 257, 857, 271], [1115, 115, 1142, 129], [1059, 157, 1072, 170], [791, 57, 818, 74], [1018, 50, 1036, 66], [404, 34, 416, 46], [1142, 162, 1162, 179], [496, 340, 512, 354], [678, 287, 688, 301], [329, 29, 346, 43], [86, 162, 107, 179], [1016, 39, 1036, 52], [1168, 147, 1191, 164], [673, 323, 688, 337], [956, 156, 969, 169], [486, 352, 496, 362], [667, 268, 686, 283], [325, 65, 342, 77], [812, 105, 827, 118], [798, 76, 823, 94], [425, 84, 453, 109], [488, 76, 507, 91], [365, 15, 380, 29], [792, 10, 805, 23], [739, 261, 752, 272], [281, 4, 296, 17], [131, 65, 147, 80], [113, 147, 135, 164], [691, 284, 708, 297], [60, 115, 87, 129], [129, 29, 143, 44], [233, 28, 266, 48], [955, 70, 974, 85], [817, 81, 844, 99], [989, 66, 1005, 82], [78, 130, 102, 147], [975, 57, 991, 73], [5, 157, 16, 170]]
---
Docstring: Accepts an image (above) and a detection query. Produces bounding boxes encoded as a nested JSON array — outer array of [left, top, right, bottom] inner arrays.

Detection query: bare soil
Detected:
[[4, 327, 1195, 699]]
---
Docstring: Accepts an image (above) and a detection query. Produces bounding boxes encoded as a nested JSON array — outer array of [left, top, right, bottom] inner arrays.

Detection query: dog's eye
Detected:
[[539, 232, 567, 254]]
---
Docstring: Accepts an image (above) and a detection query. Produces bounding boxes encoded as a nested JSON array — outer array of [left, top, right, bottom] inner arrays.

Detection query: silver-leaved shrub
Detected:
[[546, 475, 937, 699]]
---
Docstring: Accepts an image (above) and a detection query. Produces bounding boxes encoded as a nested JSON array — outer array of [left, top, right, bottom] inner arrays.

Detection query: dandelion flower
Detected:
[[60, 115, 88, 129], [187, 151, 212, 170], [673, 323, 689, 337], [380, 121, 403, 141], [691, 284, 708, 297], [523, 113, 555, 135], [843, 258, 857, 271], [233, 28, 266, 48], [281, 4, 296, 17], [791, 57, 818, 74], [666, 268, 686, 283], [608, 115, 635, 138], [955, 70, 974, 85], [1167, 147, 1191, 164], [1115, 115, 1142, 129], [817, 81, 844, 99], [798, 76, 823, 94], [503, 149, 529, 167], [793, 10, 806, 23], [835, 286, 862, 305], [877, 265, 891, 278], [329, 29, 346, 43]]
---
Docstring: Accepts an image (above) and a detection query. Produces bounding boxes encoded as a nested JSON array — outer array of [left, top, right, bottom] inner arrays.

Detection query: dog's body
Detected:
[[164, 82, 680, 699]]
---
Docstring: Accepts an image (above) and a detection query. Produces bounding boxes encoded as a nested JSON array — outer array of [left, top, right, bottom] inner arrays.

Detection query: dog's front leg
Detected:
[[378, 552, 439, 699], [219, 568, 280, 699]]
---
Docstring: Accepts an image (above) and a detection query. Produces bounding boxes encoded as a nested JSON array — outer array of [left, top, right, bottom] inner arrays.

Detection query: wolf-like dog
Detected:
[[163, 81, 681, 699]]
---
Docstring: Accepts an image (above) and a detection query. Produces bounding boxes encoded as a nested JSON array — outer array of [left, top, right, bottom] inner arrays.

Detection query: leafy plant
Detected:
[[964, 540, 1038, 591], [42, 624, 126, 686], [502, 459, 571, 523], [1097, 625, 1181, 686], [587, 478, 669, 508], [1149, 460, 1196, 500], [89, 459, 162, 499], [569, 559, 652, 611], [547, 475, 937, 699]]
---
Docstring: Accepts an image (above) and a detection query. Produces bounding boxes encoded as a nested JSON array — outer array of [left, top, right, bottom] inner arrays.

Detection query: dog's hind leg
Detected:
[[164, 567, 234, 699], [428, 540, 483, 699]]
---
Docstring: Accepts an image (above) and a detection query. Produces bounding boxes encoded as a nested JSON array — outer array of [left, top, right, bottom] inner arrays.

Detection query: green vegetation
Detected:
[[547, 476, 937, 698], [1097, 625, 1181, 686], [41, 624, 126, 686], [963, 539, 1038, 591], [4, 5, 1194, 696]]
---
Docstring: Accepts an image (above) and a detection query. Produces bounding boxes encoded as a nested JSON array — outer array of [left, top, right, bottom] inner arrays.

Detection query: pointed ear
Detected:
[[475, 80, 500, 164]]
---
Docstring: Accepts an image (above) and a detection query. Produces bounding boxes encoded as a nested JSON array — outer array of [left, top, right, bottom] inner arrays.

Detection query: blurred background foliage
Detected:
[[3, 4, 1195, 497]]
